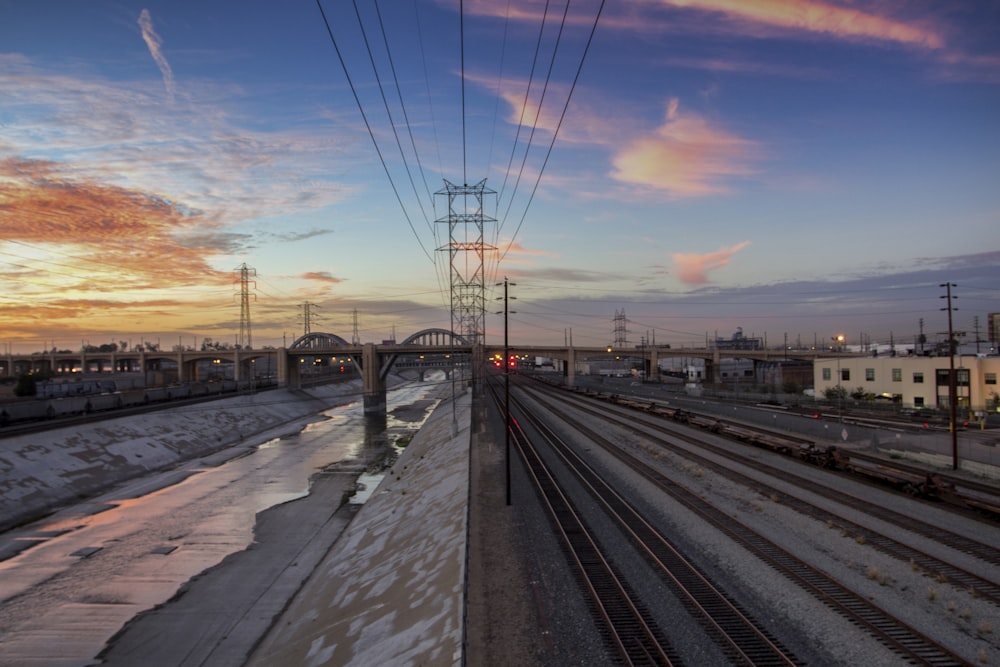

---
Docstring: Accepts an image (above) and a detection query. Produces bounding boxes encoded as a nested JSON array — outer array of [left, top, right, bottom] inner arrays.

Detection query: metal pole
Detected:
[[942, 282, 958, 470], [503, 278, 511, 506]]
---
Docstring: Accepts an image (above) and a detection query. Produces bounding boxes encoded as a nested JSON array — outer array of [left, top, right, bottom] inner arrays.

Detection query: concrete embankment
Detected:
[[0, 381, 366, 533], [247, 388, 472, 666]]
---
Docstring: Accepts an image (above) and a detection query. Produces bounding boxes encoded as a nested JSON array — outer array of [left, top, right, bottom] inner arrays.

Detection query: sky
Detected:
[[1, 0, 998, 354]]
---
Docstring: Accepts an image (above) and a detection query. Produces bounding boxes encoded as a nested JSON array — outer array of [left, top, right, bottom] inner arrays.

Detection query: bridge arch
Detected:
[[289, 332, 352, 349], [399, 328, 469, 346]]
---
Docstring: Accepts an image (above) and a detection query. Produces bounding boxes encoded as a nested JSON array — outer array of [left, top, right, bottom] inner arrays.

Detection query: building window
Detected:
[[841, 369, 850, 382], [957, 369, 970, 387], [913, 372, 924, 384], [892, 368, 902, 382], [822, 368, 831, 381], [987, 373, 997, 385], [865, 368, 875, 382], [914, 396, 924, 406]]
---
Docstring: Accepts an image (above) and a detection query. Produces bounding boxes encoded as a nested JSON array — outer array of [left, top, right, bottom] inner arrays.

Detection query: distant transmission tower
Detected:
[[352, 308, 360, 345], [613, 308, 629, 347], [299, 301, 320, 336], [235, 263, 256, 349], [435, 179, 496, 344]]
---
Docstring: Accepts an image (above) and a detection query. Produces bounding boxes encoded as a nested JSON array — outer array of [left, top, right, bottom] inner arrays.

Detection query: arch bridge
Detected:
[[283, 329, 473, 412]]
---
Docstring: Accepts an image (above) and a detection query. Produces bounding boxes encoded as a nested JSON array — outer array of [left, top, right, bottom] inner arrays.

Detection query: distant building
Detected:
[[713, 327, 762, 351], [814, 354, 1000, 415], [989, 313, 1000, 345]]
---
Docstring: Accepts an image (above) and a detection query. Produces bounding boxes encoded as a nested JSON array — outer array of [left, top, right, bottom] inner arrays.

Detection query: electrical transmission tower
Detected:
[[299, 301, 320, 336], [352, 308, 360, 345], [435, 179, 496, 345], [613, 308, 629, 347], [235, 263, 256, 349]]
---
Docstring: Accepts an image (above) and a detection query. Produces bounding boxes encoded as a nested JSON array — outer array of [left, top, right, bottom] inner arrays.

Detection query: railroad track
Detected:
[[527, 381, 1000, 606], [559, 378, 1000, 519], [492, 378, 796, 665], [488, 382, 682, 665], [511, 377, 974, 666]]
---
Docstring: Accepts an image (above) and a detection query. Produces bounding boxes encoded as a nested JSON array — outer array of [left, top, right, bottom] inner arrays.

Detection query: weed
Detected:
[[978, 620, 992, 635], [960, 608, 972, 621], [947, 600, 957, 612], [909, 559, 920, 573], [855, 535, 867, 545], [936, 573, 948, 584], [866, 565, 879, 580], [927, 587, 938, 601]]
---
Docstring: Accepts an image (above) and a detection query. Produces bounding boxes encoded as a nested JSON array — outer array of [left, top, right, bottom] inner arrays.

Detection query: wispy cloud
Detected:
[[0, 56, 353, 228], [0, 158, 233, 295], [672, 240, 751, 284], [138, 9, 176, 103], [493, 239, 558, 265], [659, 0, 944, 49], [611, 99, 759, 197], [302, 271, 343, 284]]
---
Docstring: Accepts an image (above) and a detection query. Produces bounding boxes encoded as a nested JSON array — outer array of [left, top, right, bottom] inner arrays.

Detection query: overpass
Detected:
[[1, 332, 857, 414]]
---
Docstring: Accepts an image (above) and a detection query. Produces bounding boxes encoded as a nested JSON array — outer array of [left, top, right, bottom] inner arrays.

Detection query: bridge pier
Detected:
[[563, 348, 576, 388], [362, 343, 386, 414]]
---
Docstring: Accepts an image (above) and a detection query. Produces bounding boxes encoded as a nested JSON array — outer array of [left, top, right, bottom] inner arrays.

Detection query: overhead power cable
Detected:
[[351, 0, 433, 235], [314, 0, 433, 264], [460, 0, 467, 185], [495, 0, 554, 217], [498, 0, 572, 236], [501, 0, 607, 262]]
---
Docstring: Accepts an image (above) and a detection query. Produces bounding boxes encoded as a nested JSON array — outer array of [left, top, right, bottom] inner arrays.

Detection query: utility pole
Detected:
[[299, 301, 320, 337], [940, 282, 958, 470], [435, 179, 496, 346], [235, 263, 256, 349], [496, 278, 516, 506], [613, 309, 628, 348]]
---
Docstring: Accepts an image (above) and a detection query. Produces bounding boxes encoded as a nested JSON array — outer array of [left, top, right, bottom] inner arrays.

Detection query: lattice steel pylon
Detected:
[[235, 263, 256, 349], [435, 179, 496, 345], [613, 308, 629, 347]]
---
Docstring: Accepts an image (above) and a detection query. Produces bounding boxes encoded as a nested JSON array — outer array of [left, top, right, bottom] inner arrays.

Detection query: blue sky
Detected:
[[1, 0, 998, 352]]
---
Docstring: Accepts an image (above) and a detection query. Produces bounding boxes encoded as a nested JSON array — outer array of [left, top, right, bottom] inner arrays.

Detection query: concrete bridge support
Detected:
[[362, 343, 386, 415], [563, 347, 577, 388]]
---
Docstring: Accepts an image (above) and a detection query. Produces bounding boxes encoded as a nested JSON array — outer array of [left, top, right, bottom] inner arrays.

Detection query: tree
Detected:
[[824, 385, 847, 402], [13, 374, 37, 397], [781, 380, 801, 395]]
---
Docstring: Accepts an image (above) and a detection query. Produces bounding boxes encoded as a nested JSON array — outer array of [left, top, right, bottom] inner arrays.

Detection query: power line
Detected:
[[314, 0, 434, 264], [501, 0, 607, 262]]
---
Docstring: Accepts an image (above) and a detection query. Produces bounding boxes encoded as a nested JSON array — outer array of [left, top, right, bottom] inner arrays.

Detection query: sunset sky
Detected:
[[1, 0, 998, 353]]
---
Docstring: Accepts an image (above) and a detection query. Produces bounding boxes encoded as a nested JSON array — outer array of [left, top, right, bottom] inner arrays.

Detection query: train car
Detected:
[[0, 400, 53, 424]]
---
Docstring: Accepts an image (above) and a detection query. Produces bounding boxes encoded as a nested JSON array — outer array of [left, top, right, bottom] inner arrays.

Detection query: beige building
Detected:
[[814, 354, 1000, 415]]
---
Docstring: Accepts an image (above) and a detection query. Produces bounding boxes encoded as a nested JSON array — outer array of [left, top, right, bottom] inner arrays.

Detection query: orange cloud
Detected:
[[302, 271, 343, 284], [611, 99, 758, 197], [0, 158, 233, 296], [662, 0, 944, 49], [672, 240, 751, 284]]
